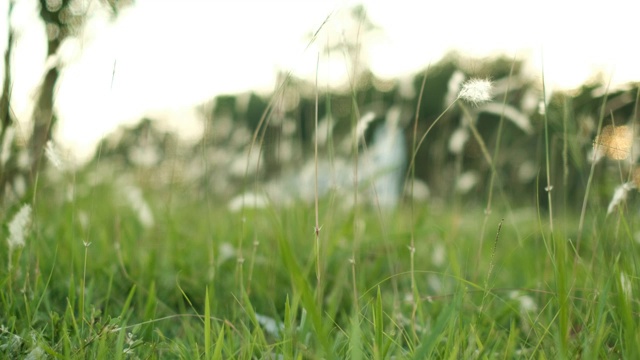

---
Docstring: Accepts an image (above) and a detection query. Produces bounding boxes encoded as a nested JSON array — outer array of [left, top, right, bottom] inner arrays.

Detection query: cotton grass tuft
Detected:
[[459, 78, 492, 105], [44, 141, 64, 170], [6, 204, 32, 271], [7, 204, 32, 251], [122, 185, 154, 228], [594, 124, 633, 160], [607, 182, 634, 215]]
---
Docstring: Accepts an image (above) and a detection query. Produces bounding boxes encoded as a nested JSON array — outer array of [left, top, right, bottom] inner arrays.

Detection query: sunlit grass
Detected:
[[2, 41, 640, 359], [1, 158, 639, 358]]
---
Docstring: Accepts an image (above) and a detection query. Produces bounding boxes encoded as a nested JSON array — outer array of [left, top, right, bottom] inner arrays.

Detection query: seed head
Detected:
[[458, 78, 492, 105], [7, 204, 31, 251], [594, 124, 633, 160], [607, 182, 634, 215], [45, 141, 64, 170]]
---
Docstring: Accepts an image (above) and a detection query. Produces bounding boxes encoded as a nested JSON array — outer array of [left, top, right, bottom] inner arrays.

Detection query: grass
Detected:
[[1, 157, 639, 359], [1, 21, 640, 357]]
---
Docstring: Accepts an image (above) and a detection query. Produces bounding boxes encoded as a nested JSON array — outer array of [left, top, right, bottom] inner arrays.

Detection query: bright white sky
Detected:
[[2, 0, 640, 161]]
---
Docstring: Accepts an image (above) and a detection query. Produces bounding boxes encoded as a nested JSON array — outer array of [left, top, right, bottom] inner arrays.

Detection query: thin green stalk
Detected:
[[199, 103, 215, 290], [460, 106, 494, 166], [246, 234, 259, 295], [246, 116, 270, 295], [337, 12, 364, 314], [476, 57, 516, 268], [239, 82, 277, 294], [314, 52, 322, 308], [541, 58, 569, 356], [80, 136, 103, 333], [577, 76, 612, 247], [363, 140, 401, 317], [204, 287, 211, 360], [350, 111, 360, 315], [236, 10, 334, 297], [409, 70, 429, 336], [480, 219, 503, 314], [80, 241, 89, 332], [403, 99, 457, 190], [541, 72, 554, 233]]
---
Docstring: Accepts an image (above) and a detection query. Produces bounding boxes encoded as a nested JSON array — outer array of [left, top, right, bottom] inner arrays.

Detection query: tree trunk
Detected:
[[28, 0, 71, 179], [0, 1, 17, 199], [29, 60, 59, 177]]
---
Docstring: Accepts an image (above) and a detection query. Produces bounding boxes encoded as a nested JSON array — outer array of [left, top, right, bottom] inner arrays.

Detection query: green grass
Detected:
[[1, 44, 639, 357], [1, 163, 639, 359]]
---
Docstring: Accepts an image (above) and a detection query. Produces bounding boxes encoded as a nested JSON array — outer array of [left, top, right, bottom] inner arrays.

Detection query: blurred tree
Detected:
[[30, 0, 132, 177], [0, 0, 132, 203], [0, 1, 18, 200]]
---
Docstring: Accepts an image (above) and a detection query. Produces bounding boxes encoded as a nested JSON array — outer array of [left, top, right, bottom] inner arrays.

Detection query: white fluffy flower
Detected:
[[448, 126, 470, 154], [459, 78, 492, 105], [122, 185, 154, 228], [7, 204, 32, 251], [607, 182, 635, 215], [355, 112, 376, 143], [446, 70, 466, 105], [509, 291, 538, 313], [45, 141, 63, 170], [455, 171, 479, 194]]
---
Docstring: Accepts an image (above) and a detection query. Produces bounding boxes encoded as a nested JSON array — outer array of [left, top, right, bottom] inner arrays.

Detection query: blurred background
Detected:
[[1, 0, 640, 209]]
